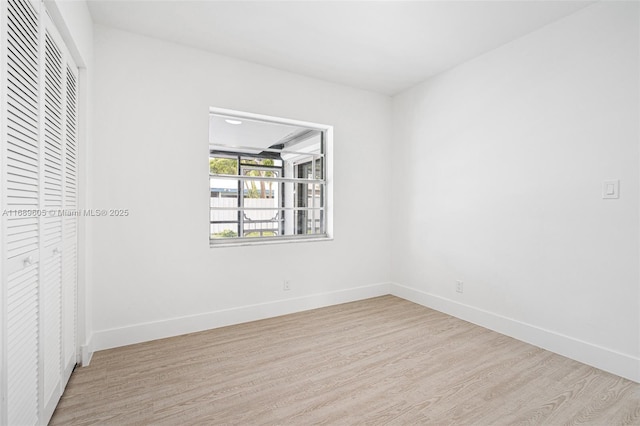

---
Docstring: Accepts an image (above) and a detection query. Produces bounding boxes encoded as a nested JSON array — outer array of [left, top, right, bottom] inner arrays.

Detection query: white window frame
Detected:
[[209, 107, 333, 247]]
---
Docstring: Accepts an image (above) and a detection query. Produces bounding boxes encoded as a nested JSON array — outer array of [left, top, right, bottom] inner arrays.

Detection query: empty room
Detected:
[[1, 0, 639, 424]]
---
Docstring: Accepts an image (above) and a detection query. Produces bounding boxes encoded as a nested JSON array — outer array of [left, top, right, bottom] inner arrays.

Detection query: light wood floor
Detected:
[[51, 296, 640, 425]]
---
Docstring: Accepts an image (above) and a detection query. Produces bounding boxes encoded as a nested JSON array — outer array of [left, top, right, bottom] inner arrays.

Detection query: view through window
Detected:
[[209, 108, 332, 244]]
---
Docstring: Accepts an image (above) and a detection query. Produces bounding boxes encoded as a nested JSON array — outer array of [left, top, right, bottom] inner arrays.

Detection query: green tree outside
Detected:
[[210, 157, 276, 199], [209, 158, 237, 175]]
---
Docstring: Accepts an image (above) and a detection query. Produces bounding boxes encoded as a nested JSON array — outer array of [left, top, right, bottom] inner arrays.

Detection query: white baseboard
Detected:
[[81, 339, 94, 366], [87, 281, 639, 383], [92, 282, 392, 352], [390, 282, 640, 383]]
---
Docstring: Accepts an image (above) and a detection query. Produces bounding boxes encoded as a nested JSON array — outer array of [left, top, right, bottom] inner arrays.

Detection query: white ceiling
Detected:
[[87, 0, 595, 96]]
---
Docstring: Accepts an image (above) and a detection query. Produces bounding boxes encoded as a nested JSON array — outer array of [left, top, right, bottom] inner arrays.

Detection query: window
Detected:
[[209, 108, 332, 245]]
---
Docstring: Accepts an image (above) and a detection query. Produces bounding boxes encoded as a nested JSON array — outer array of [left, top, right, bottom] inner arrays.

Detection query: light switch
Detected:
[[602, 180, 619, 199]]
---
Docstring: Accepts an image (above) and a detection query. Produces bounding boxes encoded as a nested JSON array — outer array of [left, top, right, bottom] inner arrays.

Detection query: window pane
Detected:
[[311, 183, 323, 209], [209, 156, 238, 175], [295, 182, 307, 208], [242, 164, 281, 201], [294, 209, 323, 235], [242, 179, 279, 201], [210, 177, 239, 204], [242, 208, 282, 237], [210, 207, 239, 238], [314, 157, 323, 180], [294, 209, 307, 234], [211, 223, 239, 239]]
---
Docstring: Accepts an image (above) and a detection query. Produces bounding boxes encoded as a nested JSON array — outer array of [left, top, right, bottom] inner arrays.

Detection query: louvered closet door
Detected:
[[41, 27, 64, 419], [1, 1, 80, 424], [41, 13, 79, 421], [62, 63, 78, 382], [3, 0, 41, 425]]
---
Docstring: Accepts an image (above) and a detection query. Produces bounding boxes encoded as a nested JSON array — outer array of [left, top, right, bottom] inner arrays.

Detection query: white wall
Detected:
[[391, 1, 640, 381], [89, 2, 640, 382], [90, 25, 392, 349]]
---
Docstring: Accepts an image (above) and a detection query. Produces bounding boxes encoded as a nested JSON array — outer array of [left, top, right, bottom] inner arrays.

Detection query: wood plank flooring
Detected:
[[50, 296, 640, 425]]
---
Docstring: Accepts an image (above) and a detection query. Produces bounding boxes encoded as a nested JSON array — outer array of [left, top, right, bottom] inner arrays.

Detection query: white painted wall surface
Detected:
[[391, 1, 639, 380], [91, 25, 392, 349]]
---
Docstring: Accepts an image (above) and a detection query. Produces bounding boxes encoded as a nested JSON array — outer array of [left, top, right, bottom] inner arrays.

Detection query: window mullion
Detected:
[[210, 174, 323, 185], [237, 156, 243, 237]]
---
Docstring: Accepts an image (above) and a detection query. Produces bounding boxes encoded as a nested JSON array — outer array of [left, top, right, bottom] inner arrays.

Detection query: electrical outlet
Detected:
[[456, 280, 463, 293], [283, 280, 291, 291]]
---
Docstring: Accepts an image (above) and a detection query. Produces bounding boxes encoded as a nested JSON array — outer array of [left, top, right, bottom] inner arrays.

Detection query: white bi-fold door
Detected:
[[1, 0, 79, 424]]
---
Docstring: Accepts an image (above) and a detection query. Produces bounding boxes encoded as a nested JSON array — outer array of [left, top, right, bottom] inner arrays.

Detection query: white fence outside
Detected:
[[210, 198, 281, 235]]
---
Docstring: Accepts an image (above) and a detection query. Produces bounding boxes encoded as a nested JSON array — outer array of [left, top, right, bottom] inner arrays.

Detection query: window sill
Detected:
[[210, 236, 334, 248]]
